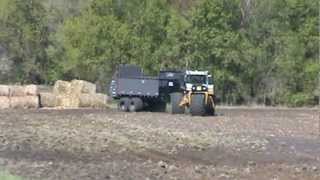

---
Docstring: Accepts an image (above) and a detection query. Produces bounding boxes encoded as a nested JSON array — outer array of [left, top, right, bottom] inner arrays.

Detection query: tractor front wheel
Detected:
[[190, 94, 206, 116], [205, 96, 215, 116]]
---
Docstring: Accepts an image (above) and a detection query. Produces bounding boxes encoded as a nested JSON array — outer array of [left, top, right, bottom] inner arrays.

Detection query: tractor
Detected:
[[109, 65, 215, 116], [169, 70, 215, 116]]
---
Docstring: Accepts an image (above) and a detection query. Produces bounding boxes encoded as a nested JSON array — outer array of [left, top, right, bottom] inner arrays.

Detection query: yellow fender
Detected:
[[179, 91, 215, 107]]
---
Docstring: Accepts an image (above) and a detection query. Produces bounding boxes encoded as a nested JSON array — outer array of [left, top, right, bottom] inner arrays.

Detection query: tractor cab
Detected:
[[184, 71, 214, 94]]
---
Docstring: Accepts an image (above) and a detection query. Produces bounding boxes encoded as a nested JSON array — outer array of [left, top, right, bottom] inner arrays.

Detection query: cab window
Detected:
[[186, 75, 207, 84]]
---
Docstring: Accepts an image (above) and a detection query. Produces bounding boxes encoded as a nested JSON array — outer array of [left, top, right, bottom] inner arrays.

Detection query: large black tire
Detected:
[[129, 97, 144, 112], [170, 93, 184, 114], [190, 94, 206, 116], [206, 96, 215, 116], [208, 107, 215, 116], [118, 97, 130, 112], [206, 104, 215, 116]]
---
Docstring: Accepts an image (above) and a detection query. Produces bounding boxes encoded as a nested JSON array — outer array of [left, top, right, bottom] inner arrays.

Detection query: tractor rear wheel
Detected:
[[205, 96, 215, 116], [190, 94, 206, 116], [170, 93, 184, 114], [129, 97, 144, 112], [118, 97, 130, 112]]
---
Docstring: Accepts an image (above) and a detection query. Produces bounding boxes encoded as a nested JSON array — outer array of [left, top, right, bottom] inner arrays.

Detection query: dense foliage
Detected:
[[0, 0, 319, 106]]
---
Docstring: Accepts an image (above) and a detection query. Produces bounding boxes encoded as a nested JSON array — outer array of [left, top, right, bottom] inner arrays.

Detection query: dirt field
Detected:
[[0, 107, 319, 180]]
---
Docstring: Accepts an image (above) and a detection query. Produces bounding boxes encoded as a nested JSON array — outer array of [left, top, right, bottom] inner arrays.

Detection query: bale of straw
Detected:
[[24, 85, 38, 96], [10, 96, 39, 109], [0, 85, 10, 96], [37, 85, 53, 93], [25, 96, 40, 109], [94, 93, 108, 108], [9, 86, 26, 96], [0, 96, 10, 109], [69, 95, 80, 108], [79, 93, 108, 108], [56, 95, 80, 108], [53, 80, 71, 95], [71, 80, 96, 94], [78, 94, 92, 107], [40, 93, 58, 107], [56, 95, 69, 107]]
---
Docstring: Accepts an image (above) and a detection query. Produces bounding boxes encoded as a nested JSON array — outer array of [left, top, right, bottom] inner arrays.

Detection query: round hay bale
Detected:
[[53, 80, 71, 95], [0, 85, 10, 96], [79, 93, 108, 108], [10, 96, 39, 109], [9, 86, 26, 96], [25, 85, 39, 96], [40, 93, 57, 107], [0, 96, 10, 109], [71, 80, 96, 94], [56, 95, 80, 108]]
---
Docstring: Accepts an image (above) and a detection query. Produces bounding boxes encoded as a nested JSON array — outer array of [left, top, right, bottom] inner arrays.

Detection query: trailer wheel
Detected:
[[170, 93, 184, 114], [190, 94, 206, 116], [129, 98, 143, 112], [118, 97, 130, 112]]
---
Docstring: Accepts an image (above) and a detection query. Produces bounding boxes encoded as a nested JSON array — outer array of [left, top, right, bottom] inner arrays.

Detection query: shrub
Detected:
[[286, 93, 314, 107]]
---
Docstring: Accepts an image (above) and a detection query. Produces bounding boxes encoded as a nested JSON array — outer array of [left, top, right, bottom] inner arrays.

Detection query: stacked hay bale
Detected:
[[79, 93, 108, 108], [9, 85, 39, 109], [0, 85, 10, 96], [0, 85, 10, 109], [0, 84, 39, 109], [39, 93, 57, 108], [40, 80, 108, 109], [0, 96, 10, 109], [53, 80, 79, 108]]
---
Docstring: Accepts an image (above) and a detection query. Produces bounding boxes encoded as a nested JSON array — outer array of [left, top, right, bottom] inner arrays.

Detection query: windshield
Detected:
[[186, 75, 207, 84]]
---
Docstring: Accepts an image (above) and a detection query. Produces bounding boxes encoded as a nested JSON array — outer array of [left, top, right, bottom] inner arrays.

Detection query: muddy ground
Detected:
[[0, 107, 319, 180]]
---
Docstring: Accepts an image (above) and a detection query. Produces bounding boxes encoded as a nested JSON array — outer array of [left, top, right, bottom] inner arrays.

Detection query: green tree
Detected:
[[52, 0, 189, 84], [242, 0, 319, 106], [52, 10, 135, 85], [0, 0, 49, 83], [187, 0, 244, 104]]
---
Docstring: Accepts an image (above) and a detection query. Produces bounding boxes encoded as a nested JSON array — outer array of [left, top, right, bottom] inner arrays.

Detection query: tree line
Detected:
[[0, 0, 319, 106]]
